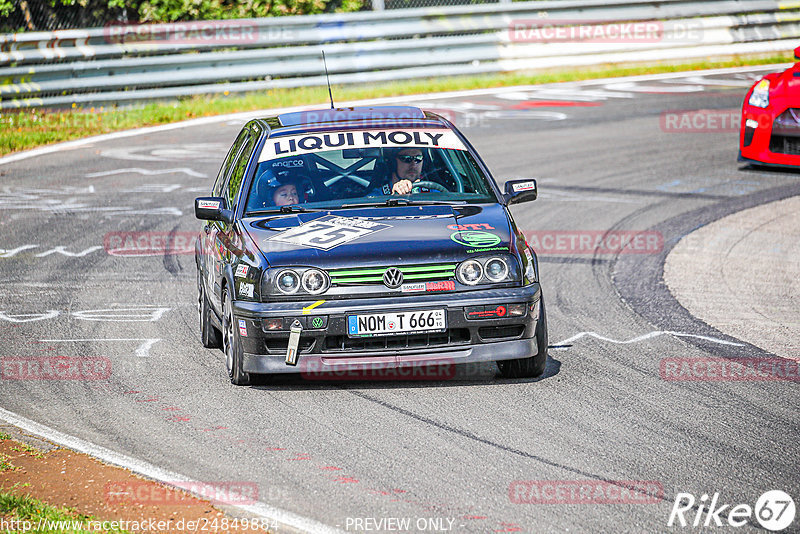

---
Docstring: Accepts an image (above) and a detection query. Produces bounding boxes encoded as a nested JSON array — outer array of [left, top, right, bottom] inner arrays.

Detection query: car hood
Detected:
[[244, 204, 514, 269]]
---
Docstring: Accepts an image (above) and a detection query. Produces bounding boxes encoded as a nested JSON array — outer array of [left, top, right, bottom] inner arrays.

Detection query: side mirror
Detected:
[[195, 197, 233, 224], [795, 46, 800, 60], [503, 179, 538, 206]]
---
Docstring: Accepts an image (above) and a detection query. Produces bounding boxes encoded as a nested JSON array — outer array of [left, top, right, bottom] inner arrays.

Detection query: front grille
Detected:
[[478, 325, 525, 340], [770, 109, 800, 154], [322, 328, 470, 352], [769, 135, 800, 155], [772, 108, 800, 134], [329, 263, 455, 285]]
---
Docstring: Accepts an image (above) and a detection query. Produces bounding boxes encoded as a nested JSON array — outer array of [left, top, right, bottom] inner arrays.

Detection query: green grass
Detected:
[[0, 433, 11, 441], [0, 490, 129, 533], [10, 443, 45, 459], [0, 453, 14, 472], [0, 52, 791, 156]]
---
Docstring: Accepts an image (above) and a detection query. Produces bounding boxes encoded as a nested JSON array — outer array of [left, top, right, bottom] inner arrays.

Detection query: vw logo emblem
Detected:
[[383, 267, 404, 289]]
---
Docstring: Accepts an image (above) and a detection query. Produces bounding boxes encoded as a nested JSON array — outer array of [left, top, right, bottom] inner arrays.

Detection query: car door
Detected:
[[201, 128, 250, 312], [210, 126, 258, 311]]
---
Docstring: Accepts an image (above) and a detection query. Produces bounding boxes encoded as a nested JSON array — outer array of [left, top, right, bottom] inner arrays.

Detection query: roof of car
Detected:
[[277, 106, 426, 126], [257, 106, 451, 136]]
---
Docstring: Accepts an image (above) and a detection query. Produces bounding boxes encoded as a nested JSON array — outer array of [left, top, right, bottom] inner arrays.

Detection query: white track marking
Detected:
[[551, 330, 745, 349], [0, 245, 39, 257], [34, 246, 102, 258], [1, 65, 790, 168], [603, 82, 704, 93], [120, 184, 182, 193], [663, 75, 755, 87], [71, 307, 171, 322], [86, 168, 206, 178], [0, 407, 344, 534], [39, 338, 161, 357], [0, 310, 60, 323]]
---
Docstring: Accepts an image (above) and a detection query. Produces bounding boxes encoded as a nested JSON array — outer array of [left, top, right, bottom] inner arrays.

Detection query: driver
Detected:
[[389, 148, 424, 194], [370, 148, 426, 195]]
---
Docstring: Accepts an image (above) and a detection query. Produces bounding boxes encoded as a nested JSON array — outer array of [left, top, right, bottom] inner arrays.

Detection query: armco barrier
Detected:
[[0, 0, 798, 109]]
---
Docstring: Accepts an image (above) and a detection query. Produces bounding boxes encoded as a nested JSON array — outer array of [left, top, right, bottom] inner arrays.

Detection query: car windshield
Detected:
[[243, 128, 497, 214]]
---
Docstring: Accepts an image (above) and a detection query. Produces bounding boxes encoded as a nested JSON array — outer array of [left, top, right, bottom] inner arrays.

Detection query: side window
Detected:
[[225, 133, 257, 210], [212, 128, 249, 198]]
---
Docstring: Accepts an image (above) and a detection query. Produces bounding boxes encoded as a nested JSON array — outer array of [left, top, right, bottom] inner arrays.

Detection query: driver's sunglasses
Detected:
[[397, 155, 424, 164]]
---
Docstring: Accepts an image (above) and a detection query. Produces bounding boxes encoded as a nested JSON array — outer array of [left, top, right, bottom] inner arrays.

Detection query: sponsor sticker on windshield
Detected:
[[269, 215, 391, 250], [259, 129, 467, 161]]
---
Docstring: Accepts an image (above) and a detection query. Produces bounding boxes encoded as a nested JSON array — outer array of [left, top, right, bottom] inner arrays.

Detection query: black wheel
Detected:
[[498, 296, 548, 379], [222, 287, 251, 386], [198, 270, 221, 349]]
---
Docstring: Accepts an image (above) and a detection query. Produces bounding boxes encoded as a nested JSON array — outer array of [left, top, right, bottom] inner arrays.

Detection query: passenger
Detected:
[[252, 168, 305, 209], [272, 182, 299, 206]]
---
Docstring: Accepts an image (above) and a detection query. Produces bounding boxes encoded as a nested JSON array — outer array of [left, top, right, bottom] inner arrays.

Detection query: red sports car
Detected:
[[739, 48, 800, 168]]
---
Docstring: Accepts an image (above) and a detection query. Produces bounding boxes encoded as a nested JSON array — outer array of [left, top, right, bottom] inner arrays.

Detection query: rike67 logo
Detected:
[[668, 490, 795, 531]]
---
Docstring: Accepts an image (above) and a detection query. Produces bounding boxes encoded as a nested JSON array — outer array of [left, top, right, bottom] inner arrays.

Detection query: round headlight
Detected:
[[457, 260, 483, 285], [276, 269, 300, 294], [301, 269, 329, 294], [485, 257, 509, 282]]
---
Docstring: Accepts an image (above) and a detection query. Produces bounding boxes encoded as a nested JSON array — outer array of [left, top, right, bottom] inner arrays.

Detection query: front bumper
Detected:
[[740, 105, 800, 167], [232, 284, 542, 374]]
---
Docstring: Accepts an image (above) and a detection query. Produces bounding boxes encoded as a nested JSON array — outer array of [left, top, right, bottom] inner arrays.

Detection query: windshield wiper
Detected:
[[340, 198, 467, 209], [246, 205, 319, 216]]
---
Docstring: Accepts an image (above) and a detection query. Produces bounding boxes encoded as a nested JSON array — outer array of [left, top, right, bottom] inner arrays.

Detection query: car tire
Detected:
[[198, 270, 221, 349], [498, 296, 548, 379], [223, 286, 251, 386]]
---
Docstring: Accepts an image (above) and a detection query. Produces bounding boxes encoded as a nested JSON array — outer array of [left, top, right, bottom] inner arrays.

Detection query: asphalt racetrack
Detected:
[[1, 65, 798, 533]]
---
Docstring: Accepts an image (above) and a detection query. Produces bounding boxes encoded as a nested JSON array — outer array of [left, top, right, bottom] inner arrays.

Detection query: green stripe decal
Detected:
[[331, 267, 389, 276], [399, 265, 455, 273], [329, 263, 456, 285], [331, 276, 383, 283], [402, 272, 455, 280], [330, 264, 455, 276]]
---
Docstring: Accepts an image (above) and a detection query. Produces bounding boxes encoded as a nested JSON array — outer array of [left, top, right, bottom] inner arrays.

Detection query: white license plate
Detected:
[[347, 309, 447, 337]]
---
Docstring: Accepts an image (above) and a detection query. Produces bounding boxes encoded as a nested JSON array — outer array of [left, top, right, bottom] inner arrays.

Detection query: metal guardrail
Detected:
[[1, 0, 797, 109]]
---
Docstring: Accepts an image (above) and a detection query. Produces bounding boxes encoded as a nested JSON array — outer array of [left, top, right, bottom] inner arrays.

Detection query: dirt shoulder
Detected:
[[0, 424, 269, 533]]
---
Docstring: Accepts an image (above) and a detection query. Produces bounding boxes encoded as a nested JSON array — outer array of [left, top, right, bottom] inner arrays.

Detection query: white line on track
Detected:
[[0, 407, 344, 534], [1, 65, 790, 168], [551, 330, 746, 349], [39, 338, 162, 358], [86, 168, 207, 178]]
